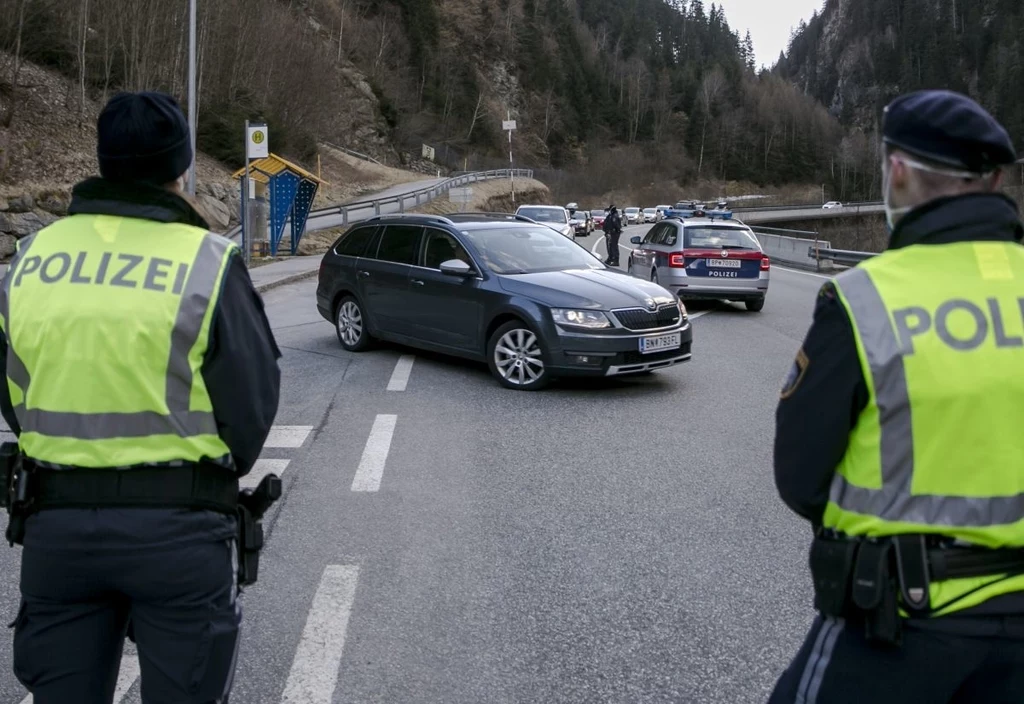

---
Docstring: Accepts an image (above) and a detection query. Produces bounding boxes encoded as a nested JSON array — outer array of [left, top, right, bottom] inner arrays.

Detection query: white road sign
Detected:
[[449, 187, 473, 204], [247, 124, 269, 159], [502, 120, 517, 131]]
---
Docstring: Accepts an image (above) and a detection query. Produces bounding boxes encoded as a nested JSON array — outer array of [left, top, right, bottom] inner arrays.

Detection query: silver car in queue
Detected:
[[626, 216, 770, 312]]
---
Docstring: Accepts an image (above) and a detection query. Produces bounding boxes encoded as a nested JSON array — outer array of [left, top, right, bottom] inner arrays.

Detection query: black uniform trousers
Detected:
[[769, 615, 1024, 704], [11, 508, 241, 704], [606, 231, 622, 265]]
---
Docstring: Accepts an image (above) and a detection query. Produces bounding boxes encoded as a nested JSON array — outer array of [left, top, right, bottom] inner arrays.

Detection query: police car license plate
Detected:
[[639, 332, 681, 354], [706, 259, 741, 268]]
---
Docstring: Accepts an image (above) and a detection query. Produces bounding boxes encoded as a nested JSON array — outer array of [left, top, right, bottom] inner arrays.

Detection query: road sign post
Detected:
[[243, 122, 269, 266], [187, 0, 197, 195], [503, 114, 517, 205]]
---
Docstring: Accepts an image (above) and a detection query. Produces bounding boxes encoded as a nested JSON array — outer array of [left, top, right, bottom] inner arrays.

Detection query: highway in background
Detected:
[[0, 222, 833, 703]]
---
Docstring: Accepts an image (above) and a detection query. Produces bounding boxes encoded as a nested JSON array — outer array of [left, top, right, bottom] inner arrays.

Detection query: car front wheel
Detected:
[[335, 295, 373, 351], [487, 321, 550, 390]]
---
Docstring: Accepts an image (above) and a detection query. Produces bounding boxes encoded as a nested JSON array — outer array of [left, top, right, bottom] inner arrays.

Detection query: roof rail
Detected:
[[362, 213, 456, 226], [446, 212, 533, 223]]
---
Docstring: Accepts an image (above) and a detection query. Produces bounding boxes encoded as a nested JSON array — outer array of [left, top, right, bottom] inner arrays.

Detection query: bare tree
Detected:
[[696, 65, 725, 177]]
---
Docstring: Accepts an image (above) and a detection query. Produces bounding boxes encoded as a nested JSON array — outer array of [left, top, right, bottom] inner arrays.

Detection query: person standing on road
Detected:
[[769, 89, 1024, 702], [1, 91, 281, 703], [603, 204, 623, 266]]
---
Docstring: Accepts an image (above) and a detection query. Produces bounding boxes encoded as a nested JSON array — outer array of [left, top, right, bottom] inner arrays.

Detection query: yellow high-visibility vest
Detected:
[[826, 241, 1024, 615], [0, 213, 236, 468]]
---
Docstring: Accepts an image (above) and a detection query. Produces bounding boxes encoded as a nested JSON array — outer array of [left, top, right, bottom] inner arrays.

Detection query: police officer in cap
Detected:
[[770, 90, 1024, 701], [603, 204, 623, 266], [1, 92, 281, 702]]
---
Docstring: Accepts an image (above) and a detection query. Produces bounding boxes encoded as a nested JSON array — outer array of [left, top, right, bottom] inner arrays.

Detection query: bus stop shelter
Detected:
[[231, 153, 326, 256]]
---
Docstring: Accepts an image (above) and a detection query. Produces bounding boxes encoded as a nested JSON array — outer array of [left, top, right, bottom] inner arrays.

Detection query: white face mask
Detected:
[[882, 155, 989, 232]]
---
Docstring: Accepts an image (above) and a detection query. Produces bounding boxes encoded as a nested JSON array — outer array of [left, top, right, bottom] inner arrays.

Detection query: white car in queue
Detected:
[[515, 205, 575, 239]]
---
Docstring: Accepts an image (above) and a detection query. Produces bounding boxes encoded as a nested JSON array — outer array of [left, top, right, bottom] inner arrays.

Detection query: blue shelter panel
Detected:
[[268, 171, 300, 256], [290, 179, 320, 255]]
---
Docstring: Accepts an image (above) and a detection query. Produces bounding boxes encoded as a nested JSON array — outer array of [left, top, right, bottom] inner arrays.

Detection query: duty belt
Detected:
[[809, 533, 1024, 647], [28, 463, 239, 514]]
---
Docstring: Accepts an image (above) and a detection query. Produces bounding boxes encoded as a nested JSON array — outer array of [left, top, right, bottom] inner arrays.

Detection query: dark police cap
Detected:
[[883, 90, 1017, 174]]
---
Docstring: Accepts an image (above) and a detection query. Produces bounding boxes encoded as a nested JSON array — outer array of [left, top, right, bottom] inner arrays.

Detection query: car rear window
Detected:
[[334, 226, 377, 257], [685, 226, 760, 250]]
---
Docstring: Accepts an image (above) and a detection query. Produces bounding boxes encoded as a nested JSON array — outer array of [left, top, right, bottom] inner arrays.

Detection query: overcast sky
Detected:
[[713, 0, 825, 69]]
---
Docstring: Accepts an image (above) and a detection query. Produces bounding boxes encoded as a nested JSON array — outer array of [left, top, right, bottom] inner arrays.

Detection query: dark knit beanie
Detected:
[[97, 91, 193, 185]]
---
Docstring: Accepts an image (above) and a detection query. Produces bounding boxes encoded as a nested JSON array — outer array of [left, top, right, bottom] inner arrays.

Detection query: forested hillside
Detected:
[[6, 0, 1017, 204], [776, 0, 1024, 200]]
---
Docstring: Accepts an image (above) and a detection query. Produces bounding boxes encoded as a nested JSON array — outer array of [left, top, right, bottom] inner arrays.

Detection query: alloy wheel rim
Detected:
[[338, 301, 363, 346], [494, 329, 544, 386]]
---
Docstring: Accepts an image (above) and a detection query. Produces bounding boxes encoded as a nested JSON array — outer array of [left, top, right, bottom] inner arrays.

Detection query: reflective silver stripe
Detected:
[[18, 407, 218, 438], [830, 267, 1024, 527], [1, 235, 38, 427], [805, 617, 843, 704], [166, 234, 233, 411]]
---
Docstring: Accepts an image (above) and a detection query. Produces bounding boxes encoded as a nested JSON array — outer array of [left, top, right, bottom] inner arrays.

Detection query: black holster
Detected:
[[235, 473, 282, 588], [809, 534, 902, 647], [1, 442, 30, 546]]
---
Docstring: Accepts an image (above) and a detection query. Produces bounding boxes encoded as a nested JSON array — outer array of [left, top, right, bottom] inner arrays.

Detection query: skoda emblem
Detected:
[[721, 250, 729, 258], [645, 298, 657, 310]]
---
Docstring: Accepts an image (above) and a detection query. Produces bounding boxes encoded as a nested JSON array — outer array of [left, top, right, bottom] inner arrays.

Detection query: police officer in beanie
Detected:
[[769, 90, 1024, 702], [1, 92, 281, 702]]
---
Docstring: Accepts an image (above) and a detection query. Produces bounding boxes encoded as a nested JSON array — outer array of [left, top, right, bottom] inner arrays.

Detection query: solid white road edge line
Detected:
[[386, 355, 416, 391], [279, 565, 361, 704], [351, 414, 398, 492], [773, 264, 833, 280], [20, 645, 141, 704], [264, 426, 314, 448], [241, 458, 291, 491]]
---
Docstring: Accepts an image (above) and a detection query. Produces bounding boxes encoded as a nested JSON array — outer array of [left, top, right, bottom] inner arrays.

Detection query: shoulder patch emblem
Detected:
[[780, 348, 810, 399]]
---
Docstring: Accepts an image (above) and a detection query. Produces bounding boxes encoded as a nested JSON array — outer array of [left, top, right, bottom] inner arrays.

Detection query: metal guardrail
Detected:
[[226, 168, 534, 243], [322, 142, 385, 166], [731, 201, 882, 213], [808, 246, 877, 266]]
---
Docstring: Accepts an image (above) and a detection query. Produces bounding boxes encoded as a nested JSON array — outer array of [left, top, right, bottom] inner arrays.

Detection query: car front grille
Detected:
[[612, 305, 681, 331]]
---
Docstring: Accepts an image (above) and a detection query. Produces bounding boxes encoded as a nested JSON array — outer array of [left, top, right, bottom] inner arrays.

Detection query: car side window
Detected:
[[422, 229, 472, 270], [644, 224, 666, 245], [662, 225, 678, 247], [333, 226, 377, 257], [374, 225, 423, 265]]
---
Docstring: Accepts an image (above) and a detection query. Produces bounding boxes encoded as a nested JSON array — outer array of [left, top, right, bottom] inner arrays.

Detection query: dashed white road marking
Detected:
[[21, 645, 140, 704], [264, 425, 314, 448], [351, 414, 397, 492], [387, 355, 416, 391], [242, 458, 291, 490], [688, 310, 713, 320], [280, 565, 361, 704]]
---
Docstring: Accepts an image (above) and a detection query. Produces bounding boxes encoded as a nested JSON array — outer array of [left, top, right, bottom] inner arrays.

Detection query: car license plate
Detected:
[[639, 332, 681, 354], [706, 258, 741, 268]]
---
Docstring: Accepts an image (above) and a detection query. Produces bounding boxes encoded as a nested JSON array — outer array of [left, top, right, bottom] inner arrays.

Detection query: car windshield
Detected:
[[517, 207, 567, 224], [625, 208, 639, 213], [460, 226, 604, 274], [643, 208, 656, 213], [685, 226, 760, 250]]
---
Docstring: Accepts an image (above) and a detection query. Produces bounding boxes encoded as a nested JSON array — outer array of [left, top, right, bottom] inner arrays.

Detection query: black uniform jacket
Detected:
[[775, 192, 1024, 625], [0, 177, 282, 476]]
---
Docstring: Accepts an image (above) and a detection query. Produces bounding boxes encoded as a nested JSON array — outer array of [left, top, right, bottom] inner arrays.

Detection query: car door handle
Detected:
[[411, 279, 425, 286], [357, 270, 370, 278]]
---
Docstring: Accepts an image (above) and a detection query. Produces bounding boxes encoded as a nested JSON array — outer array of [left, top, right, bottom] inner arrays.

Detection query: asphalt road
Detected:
[[0, 222, 833, 704]]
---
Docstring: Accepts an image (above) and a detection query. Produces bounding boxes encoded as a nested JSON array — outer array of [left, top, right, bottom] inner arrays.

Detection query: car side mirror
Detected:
[[440, 259, 475, 277], [630, 236, 641, 245]]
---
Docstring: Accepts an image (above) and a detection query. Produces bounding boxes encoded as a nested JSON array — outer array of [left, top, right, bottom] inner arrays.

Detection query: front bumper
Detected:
[[546, 321, 694, 377]]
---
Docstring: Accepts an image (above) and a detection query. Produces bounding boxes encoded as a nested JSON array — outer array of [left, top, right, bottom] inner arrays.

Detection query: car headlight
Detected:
[[677, 299, 688, 319], [552, 309, 612, 329]]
